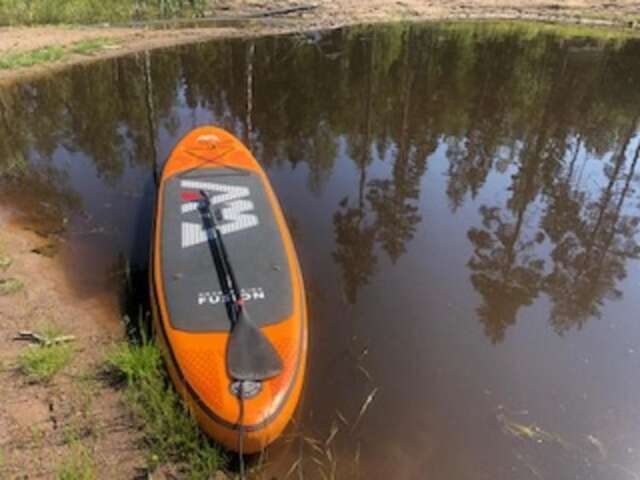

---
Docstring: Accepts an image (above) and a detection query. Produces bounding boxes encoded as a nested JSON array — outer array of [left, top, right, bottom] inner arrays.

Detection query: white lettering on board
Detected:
[[197, 287, 266, 306], [180, 180, 259, 248]]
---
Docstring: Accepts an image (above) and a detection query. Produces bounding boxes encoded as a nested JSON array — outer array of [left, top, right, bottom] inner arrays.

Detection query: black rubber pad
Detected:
[[160, 168, 292, 332]]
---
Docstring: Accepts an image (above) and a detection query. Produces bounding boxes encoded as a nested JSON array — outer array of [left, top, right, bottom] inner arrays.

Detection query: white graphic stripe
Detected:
[[219, 200, 258, 234], [180, 180, 250, 214], [179, 179, 259, 248], [181, 222, 206, 249]]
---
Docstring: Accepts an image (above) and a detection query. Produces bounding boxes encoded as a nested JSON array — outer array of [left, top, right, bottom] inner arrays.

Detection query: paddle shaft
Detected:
[[198, 191, 243, 323], [198, 190, 283, 384]]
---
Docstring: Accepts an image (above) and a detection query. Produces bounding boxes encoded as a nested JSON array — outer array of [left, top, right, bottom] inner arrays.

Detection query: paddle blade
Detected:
[[226, 312, 283, 382]]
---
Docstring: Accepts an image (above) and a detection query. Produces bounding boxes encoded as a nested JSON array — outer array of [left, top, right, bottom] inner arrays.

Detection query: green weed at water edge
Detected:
[[105, 341, 226, 479], [70, 38, 116, 55], [0, 46, 65, 69]]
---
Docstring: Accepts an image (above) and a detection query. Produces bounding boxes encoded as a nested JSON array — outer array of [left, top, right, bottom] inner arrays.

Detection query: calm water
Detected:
[[2, 23, 640, 479]]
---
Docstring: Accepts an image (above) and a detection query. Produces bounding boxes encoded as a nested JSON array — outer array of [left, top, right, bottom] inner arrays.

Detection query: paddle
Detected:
[[198, 190, 283, 382]]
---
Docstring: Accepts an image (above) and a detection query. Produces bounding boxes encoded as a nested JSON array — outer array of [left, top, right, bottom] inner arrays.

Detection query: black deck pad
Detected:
[[160, 168, 292, 332]]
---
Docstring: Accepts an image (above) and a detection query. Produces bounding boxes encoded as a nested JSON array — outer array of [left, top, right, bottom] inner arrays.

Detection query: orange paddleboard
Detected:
[[150, 126, 307, 453]]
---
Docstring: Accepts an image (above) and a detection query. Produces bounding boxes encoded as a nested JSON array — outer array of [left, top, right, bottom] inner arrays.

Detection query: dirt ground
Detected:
[[0, 1, 639, 478], [1, 0, 639, 85], [0, 213, 146, 478]]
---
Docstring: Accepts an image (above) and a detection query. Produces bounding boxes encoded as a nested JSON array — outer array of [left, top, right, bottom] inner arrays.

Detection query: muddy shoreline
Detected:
[[1, 0, 640, 86], [0, 215, 146, 478]]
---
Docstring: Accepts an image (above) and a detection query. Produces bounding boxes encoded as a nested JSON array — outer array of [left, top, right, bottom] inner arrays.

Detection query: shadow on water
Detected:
[[2, 22, 640, 479], [115, 174, 157, 343]]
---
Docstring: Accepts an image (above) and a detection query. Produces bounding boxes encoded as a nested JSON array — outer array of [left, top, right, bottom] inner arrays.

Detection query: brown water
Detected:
[[2, 22, 640, 479]]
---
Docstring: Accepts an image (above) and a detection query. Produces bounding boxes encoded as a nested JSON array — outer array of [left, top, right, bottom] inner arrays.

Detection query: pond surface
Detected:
[[2, 22, 640, 480]]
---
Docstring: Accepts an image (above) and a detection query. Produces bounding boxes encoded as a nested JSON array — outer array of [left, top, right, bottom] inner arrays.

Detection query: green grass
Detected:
[[69, 38, 115, 56], [57, 445, 96, 480], [0, 242, 12, 272], [0, 277, 24, 295], [105, 341, 225, 479], [30, 424, 46, 444], [17, 326, 74, 382], [0, 255, 12, 271], [0, 38, 120, 71], [353, 20, 640, 47], [0, 0, 206, 26], [0, 46, 65, 70], [437, 19, 640, 42]]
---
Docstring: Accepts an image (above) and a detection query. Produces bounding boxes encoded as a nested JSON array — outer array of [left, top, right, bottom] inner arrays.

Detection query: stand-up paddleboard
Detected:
[[150, 126, 307, 453]]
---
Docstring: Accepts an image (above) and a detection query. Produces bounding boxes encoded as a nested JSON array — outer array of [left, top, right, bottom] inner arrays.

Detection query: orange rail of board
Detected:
[[151, 127, 308, 453]]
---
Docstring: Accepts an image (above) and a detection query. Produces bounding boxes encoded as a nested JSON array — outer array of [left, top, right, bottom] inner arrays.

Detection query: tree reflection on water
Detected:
[[1, 23, 639, 343]]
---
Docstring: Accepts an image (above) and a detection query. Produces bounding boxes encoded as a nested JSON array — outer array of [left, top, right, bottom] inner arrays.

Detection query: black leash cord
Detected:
[[238, 381, 246, 479]]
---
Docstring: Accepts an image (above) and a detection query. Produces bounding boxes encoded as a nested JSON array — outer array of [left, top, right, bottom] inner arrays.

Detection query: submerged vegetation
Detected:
[[0, 152, 28, 177], [0, 0, 206, 25], [105, 341, 225, 479]]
